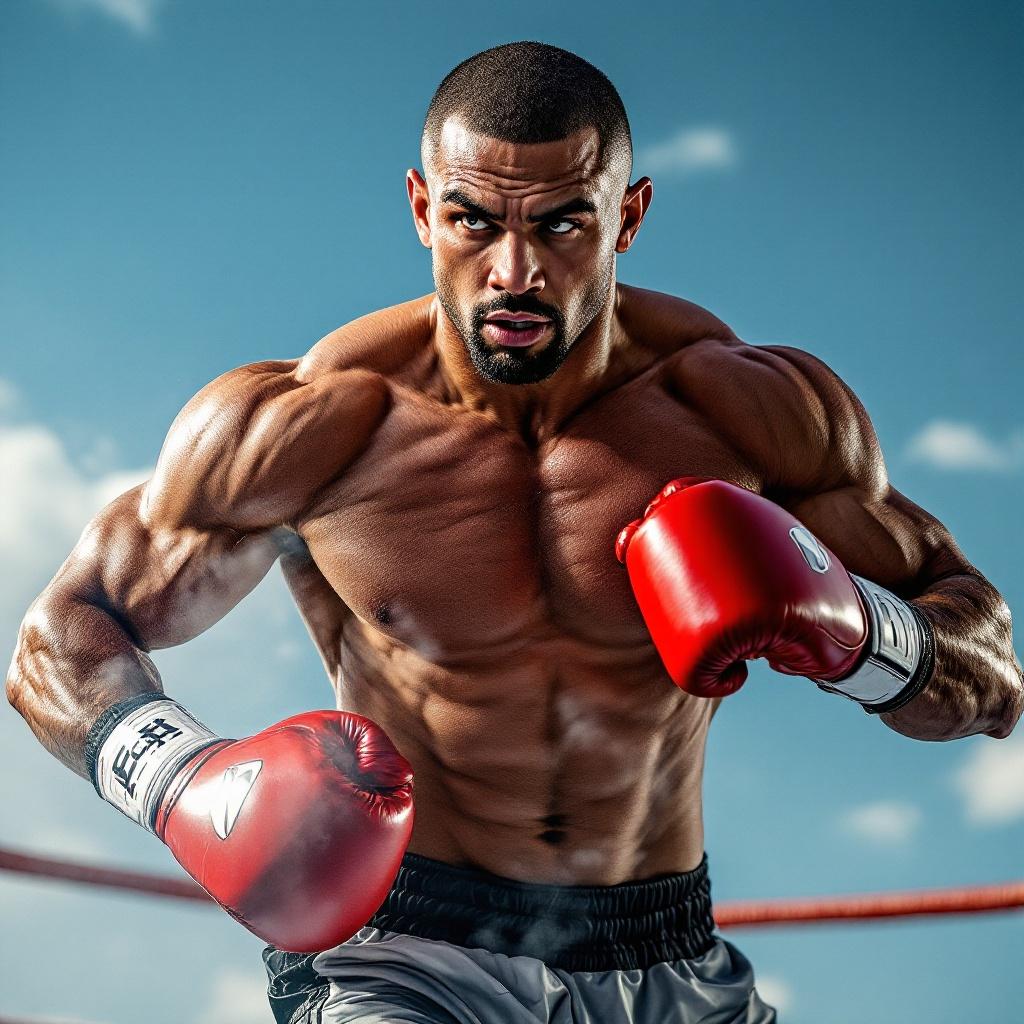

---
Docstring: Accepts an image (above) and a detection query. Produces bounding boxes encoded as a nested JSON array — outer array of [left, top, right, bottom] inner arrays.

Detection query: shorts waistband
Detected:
[[367, 850, 716, 972]]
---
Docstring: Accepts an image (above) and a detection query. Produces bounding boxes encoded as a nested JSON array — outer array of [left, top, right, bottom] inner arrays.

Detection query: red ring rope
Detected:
[[0, 846, 207, 901], [2, 845, 1022, 927]]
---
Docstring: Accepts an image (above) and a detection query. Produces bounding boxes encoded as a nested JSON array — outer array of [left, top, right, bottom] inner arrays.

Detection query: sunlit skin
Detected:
[[7, 119, 1022, 887]]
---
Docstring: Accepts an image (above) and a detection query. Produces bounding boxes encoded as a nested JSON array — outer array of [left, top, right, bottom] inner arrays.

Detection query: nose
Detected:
[[487, 232, 544, 296]]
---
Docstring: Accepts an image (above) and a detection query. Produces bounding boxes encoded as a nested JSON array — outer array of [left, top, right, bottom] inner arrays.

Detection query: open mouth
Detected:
[[482, 319, 551, 348]]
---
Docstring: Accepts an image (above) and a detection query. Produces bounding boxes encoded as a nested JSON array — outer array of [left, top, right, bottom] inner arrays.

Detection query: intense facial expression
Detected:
[[417, 118, 632, 385]]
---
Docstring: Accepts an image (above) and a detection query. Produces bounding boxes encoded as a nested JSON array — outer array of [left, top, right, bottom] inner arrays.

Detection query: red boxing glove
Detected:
[[89, 705, 414, 952], [615, 478, 869, 699]]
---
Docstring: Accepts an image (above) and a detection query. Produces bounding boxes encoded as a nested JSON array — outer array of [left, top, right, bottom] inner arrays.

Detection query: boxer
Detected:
[[8, 40, 1022, 1024]]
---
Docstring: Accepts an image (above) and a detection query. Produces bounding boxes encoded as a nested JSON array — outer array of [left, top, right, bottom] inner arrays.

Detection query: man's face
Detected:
[[412, 118, 632, 385]]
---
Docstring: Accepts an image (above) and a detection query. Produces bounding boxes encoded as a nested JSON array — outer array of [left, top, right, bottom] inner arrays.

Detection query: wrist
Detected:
[[84, 693, 224, 833], [814, 575, 935, 715]]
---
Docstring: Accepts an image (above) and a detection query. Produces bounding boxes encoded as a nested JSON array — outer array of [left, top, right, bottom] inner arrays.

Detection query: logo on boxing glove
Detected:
[[210, 760, 263, 839], [788, 526, 831, 574]]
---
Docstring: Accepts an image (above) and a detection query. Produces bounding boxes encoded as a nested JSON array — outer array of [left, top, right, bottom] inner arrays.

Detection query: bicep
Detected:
[[56, 483, 283, 651], [55, 356, 386, 649], [785, 482, 975, 596], [747, 345, 973, 593]]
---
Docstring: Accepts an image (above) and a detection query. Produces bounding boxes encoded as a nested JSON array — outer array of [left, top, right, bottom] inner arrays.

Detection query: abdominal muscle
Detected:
[[336, 616, 713, 886]]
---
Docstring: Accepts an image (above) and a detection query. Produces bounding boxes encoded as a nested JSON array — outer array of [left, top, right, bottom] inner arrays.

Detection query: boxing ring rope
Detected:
[[0, 845, 207, 902], [3, 844, 1023, 928]]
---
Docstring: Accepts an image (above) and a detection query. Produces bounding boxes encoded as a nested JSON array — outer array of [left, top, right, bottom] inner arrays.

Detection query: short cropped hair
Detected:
[[422, 41, 632, 174]]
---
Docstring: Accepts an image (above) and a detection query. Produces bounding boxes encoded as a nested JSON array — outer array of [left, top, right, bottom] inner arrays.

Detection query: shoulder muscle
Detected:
[[144, 359, 389, 532], [671, 340, 885, 497]]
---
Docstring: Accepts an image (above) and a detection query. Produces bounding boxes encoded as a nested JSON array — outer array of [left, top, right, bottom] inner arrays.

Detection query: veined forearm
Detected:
[[6, 592, 163, 778], [881, 573, 1023, 741]]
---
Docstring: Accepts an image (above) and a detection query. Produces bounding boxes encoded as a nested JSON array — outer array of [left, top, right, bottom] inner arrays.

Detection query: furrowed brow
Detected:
[[439, 189, 598, 224], [439, 188, 501, 221], [527, 197, 598, 222]]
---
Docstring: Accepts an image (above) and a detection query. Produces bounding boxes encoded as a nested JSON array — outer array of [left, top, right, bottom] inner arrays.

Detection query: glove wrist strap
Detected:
[[85, 694, 221, 833], [815, 575, 935, 715]]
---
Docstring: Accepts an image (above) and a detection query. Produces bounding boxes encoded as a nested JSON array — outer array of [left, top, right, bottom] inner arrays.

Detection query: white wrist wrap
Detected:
[[94, 698, 219, 832], [815, 575, 932, 711]]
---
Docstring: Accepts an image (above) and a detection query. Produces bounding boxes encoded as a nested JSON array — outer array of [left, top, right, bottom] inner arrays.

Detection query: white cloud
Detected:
[[44, 0, 162, 35], [0, 417, 151, 622], [952, 733, 1024, 825], [756, 974, 794, 1015], [905, 420, 1024, 472], [839, 800, 922, 845], [196, 966, 273, 1024], [636, 127, 737, 175]]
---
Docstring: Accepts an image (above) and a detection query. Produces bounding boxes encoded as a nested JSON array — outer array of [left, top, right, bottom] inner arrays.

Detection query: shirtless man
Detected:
[[7, 41, 1022, 1024]]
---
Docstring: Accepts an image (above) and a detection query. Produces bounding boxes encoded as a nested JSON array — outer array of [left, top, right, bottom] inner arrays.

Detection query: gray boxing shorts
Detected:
[[263, 852, 776, 1023]]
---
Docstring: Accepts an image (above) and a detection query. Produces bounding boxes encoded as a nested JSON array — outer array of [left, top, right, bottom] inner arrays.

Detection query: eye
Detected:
[[545, 219, 580, 235], [456, 214, 491, 232]]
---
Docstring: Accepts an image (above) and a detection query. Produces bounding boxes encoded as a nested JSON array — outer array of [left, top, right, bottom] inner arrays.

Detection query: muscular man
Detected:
[[8, 41, 1022, 1024]]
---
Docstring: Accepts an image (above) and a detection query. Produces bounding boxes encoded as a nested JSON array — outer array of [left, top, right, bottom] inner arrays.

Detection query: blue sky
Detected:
[[1, 1, 1021, 1022]]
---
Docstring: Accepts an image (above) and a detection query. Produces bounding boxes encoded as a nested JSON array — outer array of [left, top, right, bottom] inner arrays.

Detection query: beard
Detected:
[[434, 261, 613, 386]]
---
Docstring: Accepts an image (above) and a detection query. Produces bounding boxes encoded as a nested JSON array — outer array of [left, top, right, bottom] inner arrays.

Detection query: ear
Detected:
[[615, 177, 653, 254], [407, 168, 432, 249]]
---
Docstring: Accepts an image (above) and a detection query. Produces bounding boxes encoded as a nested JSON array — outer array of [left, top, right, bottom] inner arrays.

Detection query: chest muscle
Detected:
[[299, 378, 755, 659]]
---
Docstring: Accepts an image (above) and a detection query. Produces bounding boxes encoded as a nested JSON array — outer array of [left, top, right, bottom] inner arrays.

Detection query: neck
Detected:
[[431, 284, 628, 445]]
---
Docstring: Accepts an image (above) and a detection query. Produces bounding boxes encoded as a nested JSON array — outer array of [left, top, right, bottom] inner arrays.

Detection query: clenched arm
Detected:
[[760, 345, 1022, 740], [7, 489, 283, 777], [6, 358, 388, 777]]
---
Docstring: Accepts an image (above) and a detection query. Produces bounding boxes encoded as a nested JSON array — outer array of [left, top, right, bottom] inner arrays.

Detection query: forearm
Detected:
[[880, 572, 1023, 741], [6, 590, 163, 779]]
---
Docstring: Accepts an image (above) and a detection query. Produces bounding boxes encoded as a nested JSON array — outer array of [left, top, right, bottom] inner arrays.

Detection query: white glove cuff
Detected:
[[85, 694, 220, 832], [815, 575, 935, 714]]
